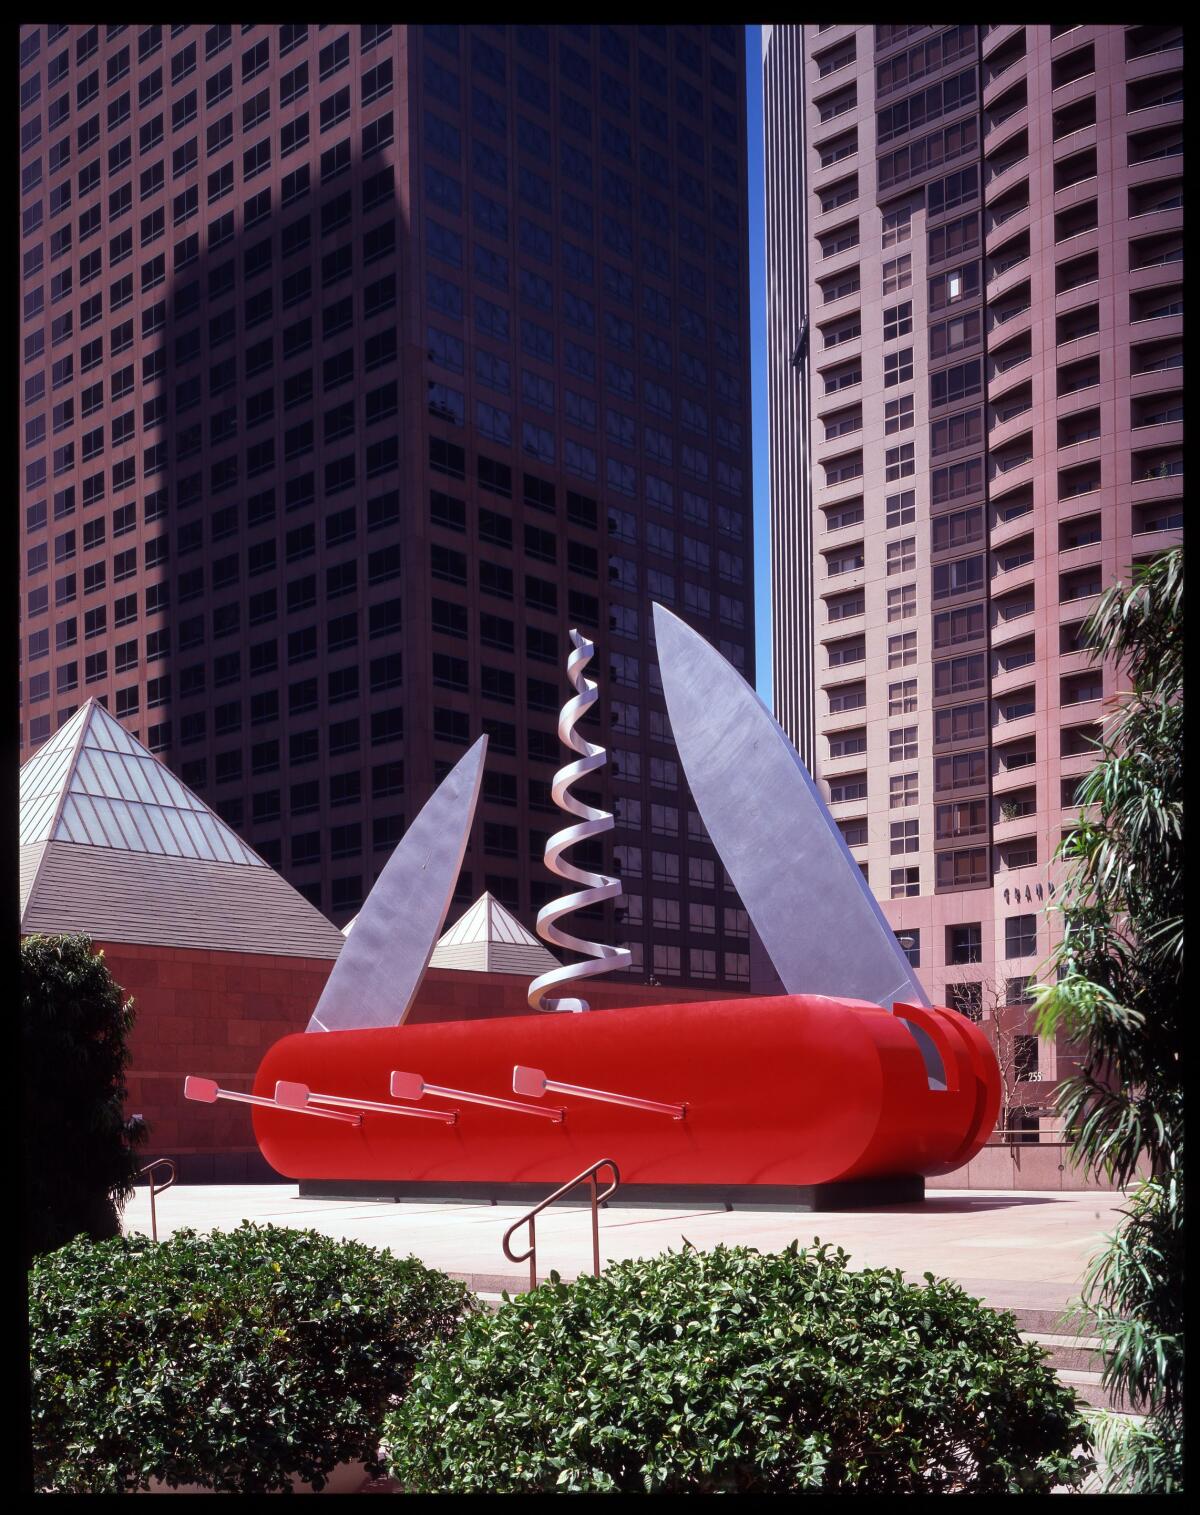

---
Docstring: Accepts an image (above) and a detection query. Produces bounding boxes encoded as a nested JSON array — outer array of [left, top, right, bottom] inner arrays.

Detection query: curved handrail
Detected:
[[138, 1157, 177, 1242], [501, 1158, 620, 1292]]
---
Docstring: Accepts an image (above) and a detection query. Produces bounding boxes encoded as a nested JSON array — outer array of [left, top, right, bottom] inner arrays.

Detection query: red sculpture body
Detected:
[[252, 995, 1000, 1189]]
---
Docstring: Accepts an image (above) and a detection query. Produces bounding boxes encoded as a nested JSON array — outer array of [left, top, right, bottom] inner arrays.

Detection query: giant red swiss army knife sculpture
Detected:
[[186, 605, 1000, 1197]]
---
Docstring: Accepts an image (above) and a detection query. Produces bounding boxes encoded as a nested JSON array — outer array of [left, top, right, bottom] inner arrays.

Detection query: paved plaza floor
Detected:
[[123, 1182, 1124, 1321]]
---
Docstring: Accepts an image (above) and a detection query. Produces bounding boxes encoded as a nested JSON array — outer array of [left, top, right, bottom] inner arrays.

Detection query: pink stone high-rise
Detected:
[[764, 24, 1182, 1133], [19, 24, 756, 988]]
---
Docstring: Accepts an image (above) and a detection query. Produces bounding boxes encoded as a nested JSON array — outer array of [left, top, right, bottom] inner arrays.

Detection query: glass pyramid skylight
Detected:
[[19, 699, 264, 866], [422, 891, 560, 974], [436, 891, 546, 949]]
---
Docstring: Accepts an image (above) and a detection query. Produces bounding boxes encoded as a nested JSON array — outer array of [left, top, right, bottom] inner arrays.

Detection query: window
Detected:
[[881, 202, 912, 247], [1005, 913, 1037, 959], [886, 584, 916, 622], [885, 396, 914, 434], [828, 636, 865, 670], [818, 220, 859, 259], [935, 699, 986, 744], [1012, 1034, 1039, 1083], [934, 652, 986, 697], [887, 633, 917, 669], [241, 136, 270, 180], [827, 590, 864, 623], [362, 56, 393, 109], [889, 771, 918, 809], [936, 798, 987, 841], [887, 537, 916, 574], [884, 678, 915, 718], [882, 254, 912, 294], [819, 174, 858, 215], [889, 725, 918, 762], [930, 359, 982, 410], [948, 923, 983, 966], [885, 443, 915, 481], [883, 302, 913, 342], [824, 406, 862, 442], [933, 554, 984, 602], [318, 85, 350, 134], [884, 348, 913, 386], [823, 358, 863, 398], [891, 867, 920, 899], [884, 491, 915, 530], [890, 824, 921, 860], [316, 30, 349, 81], [947, 982, 983, 1019], [825, 545, 863, 577]]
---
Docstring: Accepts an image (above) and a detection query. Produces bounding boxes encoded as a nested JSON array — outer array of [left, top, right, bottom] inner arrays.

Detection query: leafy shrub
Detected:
[[21, 933, 144, 1263], [383, 1242, 1094, 1494], [30, 1223, 475, 1494]]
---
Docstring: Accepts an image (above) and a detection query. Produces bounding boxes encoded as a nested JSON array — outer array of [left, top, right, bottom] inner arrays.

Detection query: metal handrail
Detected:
[[502, 1158, 620, 1293], [138, 1157, 177, 1243]]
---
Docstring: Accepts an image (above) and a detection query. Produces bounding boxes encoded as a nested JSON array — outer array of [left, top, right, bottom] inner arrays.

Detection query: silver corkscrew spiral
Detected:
[[528, 629, 632, 1012]]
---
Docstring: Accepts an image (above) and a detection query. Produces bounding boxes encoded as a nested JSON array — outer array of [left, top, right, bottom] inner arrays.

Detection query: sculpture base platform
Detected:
[[298, 1175, 925, 1211]]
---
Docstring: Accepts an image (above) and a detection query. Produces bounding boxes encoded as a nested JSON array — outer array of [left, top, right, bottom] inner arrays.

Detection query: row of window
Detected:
[[27, 327, 747, 531], [431, 327, 743, 456], [884, 915, 1041, 975], [20, 24, 738, 117], [421, 87, 741, 231], [21, 78, 398, 243], [25, 218, 399, 388], [23, 164, 398, 334], [23, 34, 739, 230], [22, 43, 396, 199], [425, 206, 741, 321], [424, 243, 742, 362], [24, 253, 400, 445], [30, 21, 760, 86], [421, 88, 741, 187], [420, 23, 739, 104]]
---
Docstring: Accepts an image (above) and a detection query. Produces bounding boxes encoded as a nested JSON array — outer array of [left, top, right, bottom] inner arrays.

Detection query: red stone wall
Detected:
[[927, 1142, 1150, 1191], [99, 941, 334, 1181]]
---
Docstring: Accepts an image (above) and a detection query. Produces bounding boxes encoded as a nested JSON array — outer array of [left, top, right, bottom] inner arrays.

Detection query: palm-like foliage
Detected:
[[1032, 548, 1182, 1492]]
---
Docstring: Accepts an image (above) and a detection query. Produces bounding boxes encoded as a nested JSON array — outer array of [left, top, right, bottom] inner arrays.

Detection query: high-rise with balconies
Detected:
[[764, 23, 1182, 1132], [19, 23, 756, 990]]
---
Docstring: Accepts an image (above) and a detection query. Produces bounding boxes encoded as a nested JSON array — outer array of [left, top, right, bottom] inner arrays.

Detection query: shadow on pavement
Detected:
[[912, 1194, 1062, 1212]]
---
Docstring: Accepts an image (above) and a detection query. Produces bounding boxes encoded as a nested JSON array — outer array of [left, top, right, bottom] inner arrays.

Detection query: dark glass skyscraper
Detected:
[[19, 24, 755, 988]]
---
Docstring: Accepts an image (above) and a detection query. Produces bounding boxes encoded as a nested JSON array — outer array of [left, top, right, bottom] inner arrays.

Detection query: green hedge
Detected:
[[30, 1224, 475, 1494], [21, 933, 144, 1262], [383, 1241, 1094, 1494]]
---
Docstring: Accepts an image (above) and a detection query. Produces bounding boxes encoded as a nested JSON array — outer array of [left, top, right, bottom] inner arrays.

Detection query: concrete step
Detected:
[[1009, 1304, 1098, 1336], [1023, 1338, 1130, 1413], [1059, 1368, 1130, 1412], [1019, 1329, 1103, 1373], [1011, 1313, 1132, 1413]]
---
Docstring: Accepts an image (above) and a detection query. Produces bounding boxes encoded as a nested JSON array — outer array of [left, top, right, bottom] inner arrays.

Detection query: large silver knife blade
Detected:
[[306, 735, 487, 1031], [653, 603, 932, 1016]]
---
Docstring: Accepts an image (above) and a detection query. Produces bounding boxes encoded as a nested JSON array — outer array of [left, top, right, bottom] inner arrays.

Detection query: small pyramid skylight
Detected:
[[436, 892, 545, 950], [19, 699, 263, 866], [424, 891, 560, 975]]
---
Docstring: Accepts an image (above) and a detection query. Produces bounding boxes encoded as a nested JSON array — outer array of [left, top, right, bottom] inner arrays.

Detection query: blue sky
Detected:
[[744, 25, 772, 703]]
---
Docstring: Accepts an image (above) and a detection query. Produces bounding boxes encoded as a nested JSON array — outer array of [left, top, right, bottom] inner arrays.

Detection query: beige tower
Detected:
[[764, 23, 1182, 1134]]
